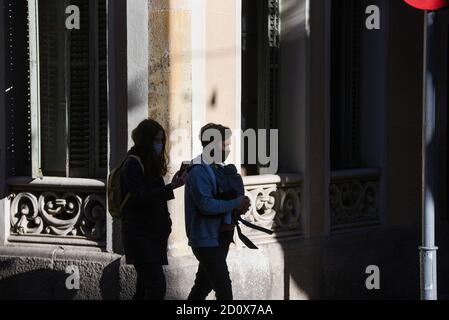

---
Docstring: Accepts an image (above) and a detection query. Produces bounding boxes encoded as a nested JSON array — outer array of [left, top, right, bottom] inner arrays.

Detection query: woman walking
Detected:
[[120, 119, 186, 300]]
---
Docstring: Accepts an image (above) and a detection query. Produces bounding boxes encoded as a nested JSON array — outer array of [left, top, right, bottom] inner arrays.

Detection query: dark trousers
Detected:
[[188, 233, 233, 301], [133, 263, 166, 300]]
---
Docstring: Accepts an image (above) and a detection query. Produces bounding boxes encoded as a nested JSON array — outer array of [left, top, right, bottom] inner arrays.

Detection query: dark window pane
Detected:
[[39, 0, 69, 176], [68, 0, 90, 177]]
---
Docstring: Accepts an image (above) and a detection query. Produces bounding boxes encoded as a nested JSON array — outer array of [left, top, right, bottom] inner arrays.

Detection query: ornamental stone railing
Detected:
[[7, 177, 106, 246], [330, 168, 381, 231], [241, 174, 303, 245], [6, 174, 304, 247]]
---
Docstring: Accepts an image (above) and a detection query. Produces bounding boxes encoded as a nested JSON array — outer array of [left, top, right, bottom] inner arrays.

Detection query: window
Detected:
[[330, 0, 362, 171], [29, 0, 107, 179], [4, 0, 32, 178], [241, 0, 280, 176]]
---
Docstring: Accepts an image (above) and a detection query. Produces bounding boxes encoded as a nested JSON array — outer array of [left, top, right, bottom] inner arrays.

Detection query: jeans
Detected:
[[133, 263, 166, 300], [188, 232, 233, 301]]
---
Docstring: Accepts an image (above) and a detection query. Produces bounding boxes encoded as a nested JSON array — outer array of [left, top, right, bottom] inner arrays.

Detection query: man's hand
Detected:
[[235, 196, 251, 215], [171, 170, 187, 189]]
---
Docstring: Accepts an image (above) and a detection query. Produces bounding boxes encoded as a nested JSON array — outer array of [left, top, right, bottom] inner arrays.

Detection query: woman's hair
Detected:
[[130, 119, 168, 177]]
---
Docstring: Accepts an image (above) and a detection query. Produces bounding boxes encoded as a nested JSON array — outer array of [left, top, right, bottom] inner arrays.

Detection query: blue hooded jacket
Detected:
[[184, 158, 241, 248]]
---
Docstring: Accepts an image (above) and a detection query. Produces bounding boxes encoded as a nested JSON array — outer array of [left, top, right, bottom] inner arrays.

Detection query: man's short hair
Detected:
[[200, 123, 232, 148]]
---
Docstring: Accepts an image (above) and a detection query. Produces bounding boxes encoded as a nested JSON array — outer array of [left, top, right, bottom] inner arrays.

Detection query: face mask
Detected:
[[153, 143, 163, 156]]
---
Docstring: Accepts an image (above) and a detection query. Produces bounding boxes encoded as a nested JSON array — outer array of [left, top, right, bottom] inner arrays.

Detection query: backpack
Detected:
[[210, 164, 245, 201], [107, 155, 144, 218]]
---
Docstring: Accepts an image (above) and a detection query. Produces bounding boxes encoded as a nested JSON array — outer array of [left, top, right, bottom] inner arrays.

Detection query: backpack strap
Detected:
[[120, 155, 145, 211], [120, 194, 132, 212], [127, 155, 145, 173], [236, 216, 274, 235]]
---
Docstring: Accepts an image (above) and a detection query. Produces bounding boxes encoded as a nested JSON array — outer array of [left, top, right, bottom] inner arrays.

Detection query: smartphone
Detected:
[[179, 161, 191, 175]]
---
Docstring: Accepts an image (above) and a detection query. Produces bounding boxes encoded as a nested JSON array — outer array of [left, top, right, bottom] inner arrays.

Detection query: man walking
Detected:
[[184, 123, 250, 300]]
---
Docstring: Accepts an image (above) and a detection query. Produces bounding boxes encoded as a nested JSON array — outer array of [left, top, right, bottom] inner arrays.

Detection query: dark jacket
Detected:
[[120, 151, 175, 265], [184, 158, 241, 248]]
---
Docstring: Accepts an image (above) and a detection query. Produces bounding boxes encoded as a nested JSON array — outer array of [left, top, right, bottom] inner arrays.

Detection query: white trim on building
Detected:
[[191, 0, 207, 157]]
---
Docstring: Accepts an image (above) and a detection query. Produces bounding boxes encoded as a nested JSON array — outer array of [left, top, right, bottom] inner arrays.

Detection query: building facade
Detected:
[[0, 0, 448, 299]]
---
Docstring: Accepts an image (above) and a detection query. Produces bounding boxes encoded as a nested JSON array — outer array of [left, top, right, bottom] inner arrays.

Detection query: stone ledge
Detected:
[[331, 168, 381, 180], [0, 245, 121, 264], [8, 235, 105, 248], [243, 173, 303, 187], [7, 176, 106, 191]]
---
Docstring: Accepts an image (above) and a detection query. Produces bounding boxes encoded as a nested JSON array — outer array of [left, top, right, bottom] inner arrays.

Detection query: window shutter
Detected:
[[38, 0, 68, 176], [331, 0, 362, 170], [268, 0, 280, 130], [69, 0, 91, 177], [5, 0, 32, 177], [69, 0, 108, 178], [98, 0, 107, 171], [39, 4, 58, 170], [348, 0, 362, 168]]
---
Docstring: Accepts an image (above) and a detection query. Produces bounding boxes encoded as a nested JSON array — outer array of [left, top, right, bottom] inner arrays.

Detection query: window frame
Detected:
[[241, 0, 280, 175], [28, 0, 42, 179], [27, 0, 107, 179]]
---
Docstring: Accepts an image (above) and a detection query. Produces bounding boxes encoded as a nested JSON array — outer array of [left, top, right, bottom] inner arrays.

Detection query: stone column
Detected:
[[306, 0, 331, 237], [147, 0, 242, 254], [148, 0, 193, 255], [279, 0, 309, 233], [204, 0, 241, 166], [107, 0, 128, 253], [106, 0, 151, 253], [127, 0, 149, 146]]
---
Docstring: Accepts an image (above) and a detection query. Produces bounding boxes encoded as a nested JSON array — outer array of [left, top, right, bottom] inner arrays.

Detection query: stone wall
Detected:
[[1, 224, 447, 300]]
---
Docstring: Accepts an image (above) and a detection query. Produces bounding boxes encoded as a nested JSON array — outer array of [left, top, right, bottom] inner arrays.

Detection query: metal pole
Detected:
[[420, 10, 438, 301]]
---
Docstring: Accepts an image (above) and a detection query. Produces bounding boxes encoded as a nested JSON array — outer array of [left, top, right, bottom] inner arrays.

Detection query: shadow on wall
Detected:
[[99, 258, 122, 300], [0, 259, 77, 300], [128, 72, 147, 112], [0, 257, 128, 300]]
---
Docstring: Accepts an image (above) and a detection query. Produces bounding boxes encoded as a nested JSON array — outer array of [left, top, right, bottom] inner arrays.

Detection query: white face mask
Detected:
[[153, 143, 163, 156]]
